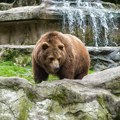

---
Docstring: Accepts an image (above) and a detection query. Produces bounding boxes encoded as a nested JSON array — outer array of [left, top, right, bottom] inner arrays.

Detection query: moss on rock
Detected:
[[19, 97, 32, 120]]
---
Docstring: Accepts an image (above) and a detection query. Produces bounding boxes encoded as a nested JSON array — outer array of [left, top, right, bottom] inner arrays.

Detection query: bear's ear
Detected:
[[42, 42, 49, 50], [58, 44, 64, 50]]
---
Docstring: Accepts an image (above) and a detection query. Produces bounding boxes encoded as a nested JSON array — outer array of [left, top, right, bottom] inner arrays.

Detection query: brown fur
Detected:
[[32, 31, 90, 83]]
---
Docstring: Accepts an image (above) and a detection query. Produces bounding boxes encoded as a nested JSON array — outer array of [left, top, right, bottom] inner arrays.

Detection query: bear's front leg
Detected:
[[32, 58, 48, 83], [75, 70, 88, 79]]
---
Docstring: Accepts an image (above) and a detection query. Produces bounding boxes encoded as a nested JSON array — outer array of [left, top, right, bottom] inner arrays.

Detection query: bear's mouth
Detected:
[[46, 68, 59, 74], [44, 63, 60, 74], [54, 67, 59, 73], [50, 69, 59, 74]]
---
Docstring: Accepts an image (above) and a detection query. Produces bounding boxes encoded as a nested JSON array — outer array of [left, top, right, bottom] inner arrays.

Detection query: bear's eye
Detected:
[[58, 45, 64, 50], [42, 42, 49, 50]]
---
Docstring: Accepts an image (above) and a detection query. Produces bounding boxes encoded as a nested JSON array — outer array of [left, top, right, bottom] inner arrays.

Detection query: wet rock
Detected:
[[13, 0, 42, 7], [108, 49, 120, 61], [0, 3, 12, 11], [0, 66, 120, 120], [89, 47, 120, 71]]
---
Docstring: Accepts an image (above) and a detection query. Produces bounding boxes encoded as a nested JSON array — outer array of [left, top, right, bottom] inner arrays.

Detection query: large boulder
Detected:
[[0, 66, 120, 120]]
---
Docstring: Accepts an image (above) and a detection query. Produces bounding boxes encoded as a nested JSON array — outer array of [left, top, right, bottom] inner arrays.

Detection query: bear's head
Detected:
[[36, 35, 67, 74]]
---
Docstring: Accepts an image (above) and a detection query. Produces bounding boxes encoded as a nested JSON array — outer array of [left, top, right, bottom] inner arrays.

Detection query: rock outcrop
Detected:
[[0, 66, 120, 120], [0, 0, 120, 46]]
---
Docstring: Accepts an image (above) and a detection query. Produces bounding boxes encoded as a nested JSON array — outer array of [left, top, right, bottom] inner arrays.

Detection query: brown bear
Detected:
[[32, 31, 90, 83]]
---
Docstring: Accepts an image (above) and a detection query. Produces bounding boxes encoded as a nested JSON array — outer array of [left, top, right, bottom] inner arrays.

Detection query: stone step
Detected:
[[0, 45, 119, 54]]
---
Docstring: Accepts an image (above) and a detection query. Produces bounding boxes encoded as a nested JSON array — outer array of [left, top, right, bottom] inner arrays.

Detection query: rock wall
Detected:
[[0, 0, 120, 46], [0, 66, 120, 120], [0, 20, 61, 45]]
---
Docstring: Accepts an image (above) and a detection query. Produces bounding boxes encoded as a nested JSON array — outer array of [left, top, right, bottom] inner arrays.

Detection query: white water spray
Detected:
[[46, 0, 119, 46]]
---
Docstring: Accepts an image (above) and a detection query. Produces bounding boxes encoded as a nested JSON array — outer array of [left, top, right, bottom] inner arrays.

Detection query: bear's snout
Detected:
[[52, 60, 60, 73], [54, 66, 59, 73]]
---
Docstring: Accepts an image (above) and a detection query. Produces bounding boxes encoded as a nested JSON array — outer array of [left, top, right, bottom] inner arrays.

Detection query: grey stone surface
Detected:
[[13, 0, 42, 7], [0, 3, 12, 10], [0, 0, 42, 11], [0, 66, 120, 120], [0, 5, 61, 22]]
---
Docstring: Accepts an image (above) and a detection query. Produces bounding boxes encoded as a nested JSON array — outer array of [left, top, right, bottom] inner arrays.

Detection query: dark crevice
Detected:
[[0, 0, 15, 3]]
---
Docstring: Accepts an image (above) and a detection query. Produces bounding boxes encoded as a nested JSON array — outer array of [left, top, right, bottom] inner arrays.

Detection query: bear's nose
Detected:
[[54, 67, 59, 72]]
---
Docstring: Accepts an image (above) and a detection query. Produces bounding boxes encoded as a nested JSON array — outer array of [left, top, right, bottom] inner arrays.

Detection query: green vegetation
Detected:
[[0, 60, 59, 83], [88, 69, 94, 74], [0, 60, 94, 83], [0, 61, 33, 82]]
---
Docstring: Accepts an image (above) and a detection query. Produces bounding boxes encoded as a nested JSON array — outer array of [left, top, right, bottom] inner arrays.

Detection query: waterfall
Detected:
[[46, 0, 119, 46]]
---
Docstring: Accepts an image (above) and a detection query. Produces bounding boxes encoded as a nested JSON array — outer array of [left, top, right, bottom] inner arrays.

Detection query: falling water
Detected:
[[45, 0, 119, 46]]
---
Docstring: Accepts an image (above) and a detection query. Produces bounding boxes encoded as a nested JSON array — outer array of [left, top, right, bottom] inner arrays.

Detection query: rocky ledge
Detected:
[[0, 1, 120, 22], [0, 66, 120, 120], [0, 4, 62, 22]]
